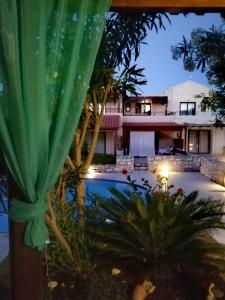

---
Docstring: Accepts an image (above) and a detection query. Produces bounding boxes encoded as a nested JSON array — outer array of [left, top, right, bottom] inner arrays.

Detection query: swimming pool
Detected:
[[0, 178, 145, 233]]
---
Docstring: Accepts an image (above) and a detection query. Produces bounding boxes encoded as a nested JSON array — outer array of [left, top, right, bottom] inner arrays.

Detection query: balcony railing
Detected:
[[123, 110, 214, 117], [124, 111, 165, 116], [167, 111, 214, 116]]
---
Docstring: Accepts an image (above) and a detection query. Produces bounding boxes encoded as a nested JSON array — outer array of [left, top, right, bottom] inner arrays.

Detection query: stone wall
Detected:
[[116, 155, 134, 172], [90, 156, 134, 173], [147, 155, 202, 172], [90, 164, 115, 173], [200, 157, 225, 185], [91, 155, 214, 174]]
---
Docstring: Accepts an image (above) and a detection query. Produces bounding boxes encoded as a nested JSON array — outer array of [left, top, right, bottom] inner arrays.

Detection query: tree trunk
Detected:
[[76, 179, 85, 227], [8, 175, 43, 300], [74, 87, 109, 225]]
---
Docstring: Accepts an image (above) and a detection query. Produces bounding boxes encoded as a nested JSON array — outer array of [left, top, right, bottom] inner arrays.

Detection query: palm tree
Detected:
[[87, 187, 225, 269]]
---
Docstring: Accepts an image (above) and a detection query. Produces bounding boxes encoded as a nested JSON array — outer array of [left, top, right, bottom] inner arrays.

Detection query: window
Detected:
[[145, 104, 151, 115], [188, 130, 210, 154], [180, 102, 196, 115], [135, 103, 151, 115]]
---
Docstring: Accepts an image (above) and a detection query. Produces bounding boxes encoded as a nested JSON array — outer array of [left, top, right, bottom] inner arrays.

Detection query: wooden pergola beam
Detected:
[[111, 0, 225, 11]]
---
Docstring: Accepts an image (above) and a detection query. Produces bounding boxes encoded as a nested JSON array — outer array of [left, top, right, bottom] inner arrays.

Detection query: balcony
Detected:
[[122, 110, 215, 125], [124, 111, 165, 116], [167, 110, 214, 117], [123, 110, 214, 117]]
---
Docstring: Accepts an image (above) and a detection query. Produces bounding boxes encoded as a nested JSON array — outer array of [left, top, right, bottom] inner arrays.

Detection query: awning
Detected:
[[101, 115, 120, 130], [185, 123, 214, 127], [123, 122, 183, 130]]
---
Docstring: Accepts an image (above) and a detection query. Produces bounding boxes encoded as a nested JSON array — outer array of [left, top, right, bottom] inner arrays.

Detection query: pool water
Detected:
[[0, 179, 145, 233], [69, 178, 145, 200]]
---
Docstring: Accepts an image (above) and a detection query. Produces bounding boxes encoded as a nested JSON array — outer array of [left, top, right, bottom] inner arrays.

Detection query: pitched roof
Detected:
[[101, 115, 120, 130], [167, 80, 210, 90]]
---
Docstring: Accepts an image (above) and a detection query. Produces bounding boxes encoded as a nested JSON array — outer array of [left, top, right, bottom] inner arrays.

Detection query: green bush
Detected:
[[45, 194, 98, 278], [91, 154, 116, 165], [87, 180, 225, 270]]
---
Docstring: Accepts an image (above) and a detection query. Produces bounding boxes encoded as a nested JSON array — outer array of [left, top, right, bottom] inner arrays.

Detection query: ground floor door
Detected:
[[188, 130, 210, 154], [129, 131, 155, 156]]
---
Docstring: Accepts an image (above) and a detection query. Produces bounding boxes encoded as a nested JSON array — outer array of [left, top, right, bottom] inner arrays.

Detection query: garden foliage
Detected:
[[87, 178, 225, 269], [46, 175, 225, 283]]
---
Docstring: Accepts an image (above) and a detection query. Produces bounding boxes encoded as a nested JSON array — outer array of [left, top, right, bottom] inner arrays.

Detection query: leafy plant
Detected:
[[45, 186, 98, 279], [91, 154, 116, 165], [171, 24, 225, 123], [87, 182, 225, 270]]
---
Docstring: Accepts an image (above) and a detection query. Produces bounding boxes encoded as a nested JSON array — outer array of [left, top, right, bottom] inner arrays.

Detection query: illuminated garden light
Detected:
[[161, 164, 169, 179], [160, 164, 169, 192], [87, 166, 96, 178]]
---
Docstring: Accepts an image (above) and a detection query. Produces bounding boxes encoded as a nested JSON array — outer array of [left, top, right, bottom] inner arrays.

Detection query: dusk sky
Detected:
[[136, 13, 223, 96]]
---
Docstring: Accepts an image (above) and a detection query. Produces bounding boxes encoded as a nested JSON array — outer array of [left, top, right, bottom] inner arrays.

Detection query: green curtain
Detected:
[[0, 0, 111, 250]]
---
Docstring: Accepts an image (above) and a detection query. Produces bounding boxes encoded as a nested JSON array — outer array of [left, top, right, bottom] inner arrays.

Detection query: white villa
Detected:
[[88, 80, 225, 157]]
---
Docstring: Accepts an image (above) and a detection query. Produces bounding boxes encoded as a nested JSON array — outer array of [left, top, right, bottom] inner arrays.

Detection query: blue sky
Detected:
[[136, 13, 223, 95]]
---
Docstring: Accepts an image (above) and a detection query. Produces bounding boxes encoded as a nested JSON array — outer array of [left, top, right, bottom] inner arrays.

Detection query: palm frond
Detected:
[[87, 186, 225, 270]]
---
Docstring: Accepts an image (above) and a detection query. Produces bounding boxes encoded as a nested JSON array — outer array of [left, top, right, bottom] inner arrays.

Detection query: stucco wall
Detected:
[[211, 127, 225, 155], [122, 114, 215, 125], [166, 80, 210, 114], [105, 97, 122, 112], [151, 103, 165, 115]]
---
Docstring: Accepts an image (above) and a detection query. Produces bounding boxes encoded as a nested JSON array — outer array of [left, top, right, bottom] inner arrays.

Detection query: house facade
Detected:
[[91, 80, 225, 157]]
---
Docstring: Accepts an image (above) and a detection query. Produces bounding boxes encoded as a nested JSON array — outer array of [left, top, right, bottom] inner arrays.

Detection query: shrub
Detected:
[[87, 180, 225, 270], [91, 154, 116, 165], [45, 193, 98, 279]]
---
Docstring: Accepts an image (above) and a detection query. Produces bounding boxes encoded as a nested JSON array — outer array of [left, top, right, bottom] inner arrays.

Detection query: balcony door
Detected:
[[188, 130, 210, 153], [130, 131, 155, 156], [135, 103, 151, 115]]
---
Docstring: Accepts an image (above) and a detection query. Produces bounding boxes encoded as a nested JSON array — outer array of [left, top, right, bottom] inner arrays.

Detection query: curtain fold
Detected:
[[199, 130, 209, 153], [130, 131, 155, 156], [0, 0, 111, 250]]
